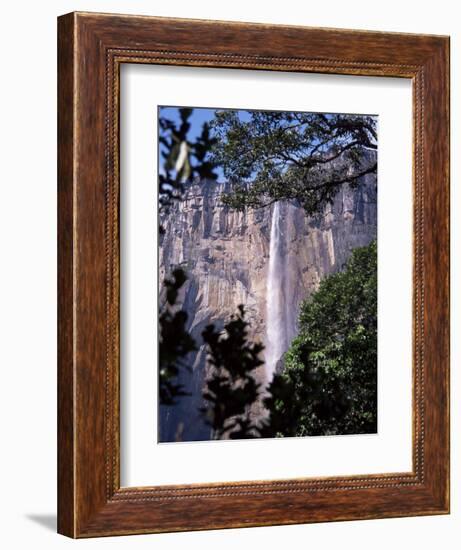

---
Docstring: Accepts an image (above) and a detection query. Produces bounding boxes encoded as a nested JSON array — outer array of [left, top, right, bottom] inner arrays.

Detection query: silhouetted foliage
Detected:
[[210, 111, 377, 215], [200, 306, 264, 439], [258, 374, 303, 438], [159, 268, 197, 406], [199, 238, 377, 440], [159, 245, 377, 438], [159, 108, 218, 234], [265, 241, 377, 436], [157, 107, 377, 441]]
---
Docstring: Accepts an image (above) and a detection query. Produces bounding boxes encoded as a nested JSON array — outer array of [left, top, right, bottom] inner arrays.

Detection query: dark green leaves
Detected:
[[268, 241, 378, 436], [211, 111, 377, 215], [159, 244, 377, 437]]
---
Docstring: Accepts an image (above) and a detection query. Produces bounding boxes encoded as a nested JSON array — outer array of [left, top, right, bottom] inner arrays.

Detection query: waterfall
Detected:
[[265, 201, 290, 381]]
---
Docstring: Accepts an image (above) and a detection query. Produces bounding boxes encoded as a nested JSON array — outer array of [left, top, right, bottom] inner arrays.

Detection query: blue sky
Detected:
[[158, 106, 251, 181], [158, 106, 251, 141], [160, 106, 214, 142], [158, 106, 377, 182]]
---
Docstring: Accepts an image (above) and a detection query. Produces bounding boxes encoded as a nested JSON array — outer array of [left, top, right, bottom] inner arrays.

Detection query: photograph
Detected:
[[158, 106, 378, 443], [0, 1, 453, 545]]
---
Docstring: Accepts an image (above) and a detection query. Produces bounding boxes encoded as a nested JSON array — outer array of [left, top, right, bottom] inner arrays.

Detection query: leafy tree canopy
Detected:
[[159, 243, 377, 438], [266, 241, 377, 436], [210, 110, 377, 215]]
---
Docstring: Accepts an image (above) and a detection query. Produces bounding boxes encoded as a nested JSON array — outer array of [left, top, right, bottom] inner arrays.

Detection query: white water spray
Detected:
[[265, 202, 290, 381]]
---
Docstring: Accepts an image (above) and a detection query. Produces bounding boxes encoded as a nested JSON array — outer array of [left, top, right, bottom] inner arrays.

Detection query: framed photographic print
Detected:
[[58, 12, 450, 537]]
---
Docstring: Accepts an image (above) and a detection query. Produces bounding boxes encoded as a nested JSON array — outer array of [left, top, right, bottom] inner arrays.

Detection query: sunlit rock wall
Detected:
[[159, 173, 377, 442]]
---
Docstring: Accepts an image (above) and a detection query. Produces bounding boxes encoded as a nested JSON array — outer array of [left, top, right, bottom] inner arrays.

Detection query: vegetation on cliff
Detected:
[[265, 241, 377, 436], [210, 110, 377, 215], [158, 107, 378, 440], [159, 241, 377, 438]]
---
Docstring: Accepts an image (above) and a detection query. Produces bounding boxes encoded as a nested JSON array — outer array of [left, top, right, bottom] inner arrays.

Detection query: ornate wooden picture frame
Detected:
[[58, 12, 450, 538]]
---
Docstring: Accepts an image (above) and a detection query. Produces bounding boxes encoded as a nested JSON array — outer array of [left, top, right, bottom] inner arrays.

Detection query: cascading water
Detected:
[[265, 201, 290, 381]]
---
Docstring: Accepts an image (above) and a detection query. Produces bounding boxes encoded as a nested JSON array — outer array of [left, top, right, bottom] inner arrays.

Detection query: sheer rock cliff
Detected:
[[159, 175, 377, 441]]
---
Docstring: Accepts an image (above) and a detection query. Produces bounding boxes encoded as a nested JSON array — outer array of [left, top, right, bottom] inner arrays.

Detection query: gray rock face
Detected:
[[159, 174, 377, 442]]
